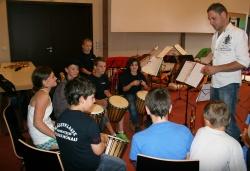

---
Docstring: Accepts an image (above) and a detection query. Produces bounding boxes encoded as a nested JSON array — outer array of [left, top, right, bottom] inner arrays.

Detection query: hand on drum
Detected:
[[95, 99, 108, 108], [140, 80, 147, 86]]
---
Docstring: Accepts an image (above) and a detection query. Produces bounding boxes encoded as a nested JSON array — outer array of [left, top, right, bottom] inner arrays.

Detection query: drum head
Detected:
[[89, 104, 104, 114], [136, 90, 148, 100], [109, 95, 128, 108]]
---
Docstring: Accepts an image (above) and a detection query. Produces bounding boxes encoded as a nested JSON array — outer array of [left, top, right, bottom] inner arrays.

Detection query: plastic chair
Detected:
[[18, 139, 64, 171], [136, 154, 199, 171]]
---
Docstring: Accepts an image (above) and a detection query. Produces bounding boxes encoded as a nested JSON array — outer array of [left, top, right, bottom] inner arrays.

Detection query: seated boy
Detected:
[[130, 88, 193, 165], [55, 78, 126, 171], [53, 60, 80, 120], [189, 101, 246, 171], [88, 57, 128, 142]]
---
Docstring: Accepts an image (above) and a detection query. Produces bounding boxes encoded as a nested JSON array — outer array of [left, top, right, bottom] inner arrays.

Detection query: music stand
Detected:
[[163, 55, 177, 63], [173, 55, 197, 126], [171, 55, 194, 104]]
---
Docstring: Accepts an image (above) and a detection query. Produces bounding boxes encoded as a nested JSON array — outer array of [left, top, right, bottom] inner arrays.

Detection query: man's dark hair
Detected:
[[203, 101, 230, 128], [126, 57, 141, 73], [93, 57, 106, 66], [207, 3, 228, 15], [145, 88, 171, 118], [32, 66, 53, 92], [65, 78, 95, 105]]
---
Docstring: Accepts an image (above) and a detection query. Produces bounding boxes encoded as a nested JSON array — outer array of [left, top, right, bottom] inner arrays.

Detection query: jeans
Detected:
[[210, 83, 240, 140], [125, 94, 139, 125], [247, 148, 250, 171], [96, 154, 126, 171]]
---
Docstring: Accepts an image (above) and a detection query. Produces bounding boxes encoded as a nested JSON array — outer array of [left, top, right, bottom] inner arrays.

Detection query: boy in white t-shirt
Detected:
[[189, 101, 246, 171]]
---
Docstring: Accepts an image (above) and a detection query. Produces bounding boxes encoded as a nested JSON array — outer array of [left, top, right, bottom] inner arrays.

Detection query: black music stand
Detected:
[[184, 85, 192, 126], [163, 55, 185, 103], [173, 55, 196, 126], [163, 55, 177, 63], [170, 55, 194, 104]]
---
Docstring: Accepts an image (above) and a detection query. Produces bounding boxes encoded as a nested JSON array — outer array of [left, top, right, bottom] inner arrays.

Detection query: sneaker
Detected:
[[116, 132, 130, 142]]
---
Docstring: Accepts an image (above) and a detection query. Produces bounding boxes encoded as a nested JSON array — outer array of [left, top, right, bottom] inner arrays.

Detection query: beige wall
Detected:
[[108, 0, 250, 57], [0, 0, 103, 62]]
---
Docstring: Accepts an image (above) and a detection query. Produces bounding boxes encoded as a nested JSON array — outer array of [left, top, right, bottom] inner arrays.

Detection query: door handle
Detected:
[[46, 46, 53, 53]]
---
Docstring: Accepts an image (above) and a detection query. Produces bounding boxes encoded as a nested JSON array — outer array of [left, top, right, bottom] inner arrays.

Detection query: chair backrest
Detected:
[[3, 97, 24, 159], [136, 154, 199, 171], [18, 139, 64, 171]]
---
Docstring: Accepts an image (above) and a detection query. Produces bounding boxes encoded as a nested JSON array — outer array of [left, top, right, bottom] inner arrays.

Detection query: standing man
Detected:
[[202, 3, 250, 140], [78, 38, 96, 77]]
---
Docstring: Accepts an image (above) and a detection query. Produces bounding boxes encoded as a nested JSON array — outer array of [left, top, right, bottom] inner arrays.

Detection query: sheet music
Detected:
[[140, 55, 150, 67], [196, 83, 211, 102], [174, 44, 188, 55], [176, 61, 204, 88], [176, 61, 195, 82], [185, 62, 204, 87], [157, 46, 173, 58], [142, 55, 163, 76]]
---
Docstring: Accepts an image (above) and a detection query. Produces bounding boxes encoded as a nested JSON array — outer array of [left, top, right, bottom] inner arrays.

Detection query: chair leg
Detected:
[[20, 160, 25, 171]]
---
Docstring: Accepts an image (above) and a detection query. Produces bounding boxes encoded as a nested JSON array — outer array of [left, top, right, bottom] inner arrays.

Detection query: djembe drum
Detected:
[[88, 104, 104, 124], [107, 95, 128, 122], [136, 90, 148, 115], [104, 134, 128, 158]]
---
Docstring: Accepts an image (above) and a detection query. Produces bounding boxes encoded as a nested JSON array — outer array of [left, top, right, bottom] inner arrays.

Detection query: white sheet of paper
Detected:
[[157, 46, 173, 58], [174, 44, 188, 55], [196, 83, 211, 102], [142, 55, 163, 76], [185, 62, 204, 87], [176, 61, 195, 82]]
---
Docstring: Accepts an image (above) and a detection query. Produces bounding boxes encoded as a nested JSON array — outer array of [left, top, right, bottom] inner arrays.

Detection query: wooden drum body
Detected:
[[136, 90, 148, 115], [107, 95, 128, 122], [105, 135, 127, 158], [88, 104, 104, 124]]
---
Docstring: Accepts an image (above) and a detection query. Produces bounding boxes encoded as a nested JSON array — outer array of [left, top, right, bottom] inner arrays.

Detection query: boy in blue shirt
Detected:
[[130, 88, 193, 164]]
